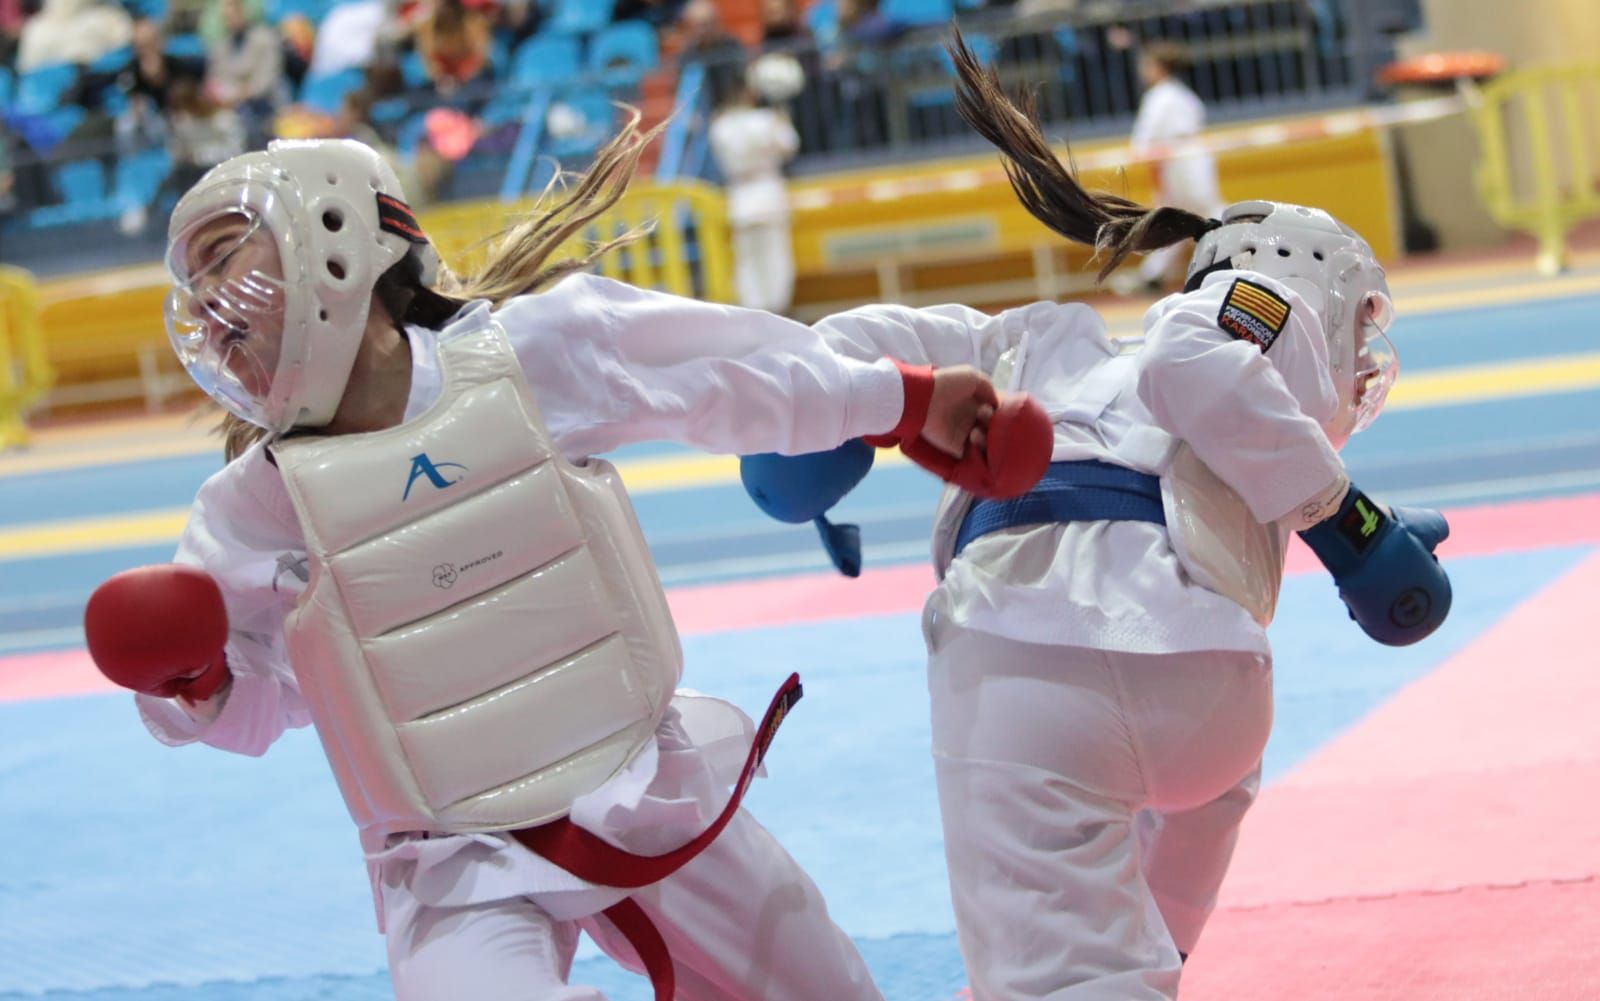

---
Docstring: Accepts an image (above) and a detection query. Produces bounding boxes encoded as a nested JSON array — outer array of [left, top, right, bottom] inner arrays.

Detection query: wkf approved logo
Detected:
[[403, 452, 468, 501]]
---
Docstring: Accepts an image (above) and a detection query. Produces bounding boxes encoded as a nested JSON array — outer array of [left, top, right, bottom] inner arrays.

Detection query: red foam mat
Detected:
[[1181, 878, 1600, 1001]]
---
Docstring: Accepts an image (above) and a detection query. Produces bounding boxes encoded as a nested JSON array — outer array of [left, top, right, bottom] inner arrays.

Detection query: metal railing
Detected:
[[677, 0, 1395, 175], [1468, 63, 1600, 275], [0, 266, 55, 448]]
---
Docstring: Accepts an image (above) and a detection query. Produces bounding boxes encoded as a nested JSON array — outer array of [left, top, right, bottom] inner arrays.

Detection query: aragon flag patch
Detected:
[[1217, 278, 1291, 351]]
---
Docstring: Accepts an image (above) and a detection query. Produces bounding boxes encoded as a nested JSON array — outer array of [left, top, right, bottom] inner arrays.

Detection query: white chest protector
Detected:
[[929, 327, 1285, 626], [271, 321, 682, 842]]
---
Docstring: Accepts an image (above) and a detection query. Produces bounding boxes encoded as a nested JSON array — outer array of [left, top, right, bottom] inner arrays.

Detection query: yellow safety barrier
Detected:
[[1470, 64, 1600, 275], [418, 180, 734, 303], [0, 266, 56, 450]]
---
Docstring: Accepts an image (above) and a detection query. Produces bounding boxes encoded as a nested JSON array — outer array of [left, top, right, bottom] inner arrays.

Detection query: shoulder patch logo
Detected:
[[1217, 278, 1291, 351]]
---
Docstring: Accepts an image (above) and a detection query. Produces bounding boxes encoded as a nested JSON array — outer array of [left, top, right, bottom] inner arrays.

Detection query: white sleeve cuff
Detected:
[[844, 357, 907, 441]]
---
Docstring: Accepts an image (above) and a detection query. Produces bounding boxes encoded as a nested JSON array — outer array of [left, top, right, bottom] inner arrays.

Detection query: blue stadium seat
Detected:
[[163, 34, 207, 61], [882, 0, 952, 26], [56, 159, 107, 204], [89, 46, 133, 75], [544, 87, 615, 159], [115, 148, 172, 207], [400, 50, 430, 88], [12, 106, 85, 155], [29, 159, 116, 227], [0, 68, 13, 111], [587, 21, 658, 83], [370, 96, 410, 125], [510, 32, 582, 86], [264, 0, 330, 22], [298, 67, 365, 113], [396, 112, 430, 156], [547, 0, 615, 35], [489, 33, 510, 78], [805, 0, 837, 45], [15, 63, 78, 115], [901, 32, 994, 109]]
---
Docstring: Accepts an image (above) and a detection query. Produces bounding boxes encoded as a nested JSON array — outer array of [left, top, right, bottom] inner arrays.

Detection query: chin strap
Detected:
[[1183, 254, 1234, 293]]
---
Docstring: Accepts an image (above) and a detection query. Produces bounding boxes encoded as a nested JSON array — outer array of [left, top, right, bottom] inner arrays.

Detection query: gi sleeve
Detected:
[[497, 274, 907, 459], [135, 448, 314, 757], [1136, 271, 1348, 526]]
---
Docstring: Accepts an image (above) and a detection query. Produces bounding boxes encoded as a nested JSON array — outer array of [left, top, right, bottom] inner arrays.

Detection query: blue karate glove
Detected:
[[740, 440, 876, 577], [1298, 485, 1452, 646]]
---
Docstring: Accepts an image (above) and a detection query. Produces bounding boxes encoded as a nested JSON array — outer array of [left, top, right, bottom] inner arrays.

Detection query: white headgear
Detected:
[[1187, 200, 1397, 447], [165, 139, 441, 434]]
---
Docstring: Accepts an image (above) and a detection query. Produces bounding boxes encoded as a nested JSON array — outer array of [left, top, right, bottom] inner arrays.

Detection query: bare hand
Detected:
[[921, 365, 997, 459]]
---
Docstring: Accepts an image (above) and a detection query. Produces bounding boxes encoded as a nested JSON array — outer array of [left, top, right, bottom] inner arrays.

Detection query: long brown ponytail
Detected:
[[947, 30, 1216, 282]]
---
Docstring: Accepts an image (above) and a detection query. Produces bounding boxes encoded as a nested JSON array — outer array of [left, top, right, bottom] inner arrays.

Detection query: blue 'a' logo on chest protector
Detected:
[[403, 452, 469, 500]]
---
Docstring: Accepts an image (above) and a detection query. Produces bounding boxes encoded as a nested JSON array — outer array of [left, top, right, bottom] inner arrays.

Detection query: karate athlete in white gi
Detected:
[[739, 39, 1453, 1000], [80, 124, 1054, 1001], [1129, 41, 1224, 291]]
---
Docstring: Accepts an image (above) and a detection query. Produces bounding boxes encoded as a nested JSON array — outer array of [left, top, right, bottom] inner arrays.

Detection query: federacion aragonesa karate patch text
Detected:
[[1217, 278, 1291, 350]]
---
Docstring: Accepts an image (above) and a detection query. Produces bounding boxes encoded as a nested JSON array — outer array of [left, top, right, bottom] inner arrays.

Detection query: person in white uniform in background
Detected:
[[80, 113, 1054, 1001], [740, 38, 1453, 1000], [709, 54, 803, 314], [1128, 41, 1224, 293]]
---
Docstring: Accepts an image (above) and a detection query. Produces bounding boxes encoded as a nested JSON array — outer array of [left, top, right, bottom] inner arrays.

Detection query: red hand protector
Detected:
[[863, 360, 937, 448], [901, 393, 1054, 499], [84, 565, 232, 701]]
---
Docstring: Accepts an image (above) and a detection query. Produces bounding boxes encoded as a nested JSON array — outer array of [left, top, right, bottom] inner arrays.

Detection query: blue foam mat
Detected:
[[0, 545, 1589, 998]]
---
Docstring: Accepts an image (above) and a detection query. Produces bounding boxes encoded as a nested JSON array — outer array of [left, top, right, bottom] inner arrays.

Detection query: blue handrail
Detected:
[[655, 60, 706, 182], [500, 87, 557, 202]]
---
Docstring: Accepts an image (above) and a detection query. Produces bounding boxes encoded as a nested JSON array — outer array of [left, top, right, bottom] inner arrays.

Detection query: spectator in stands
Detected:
[[0, 122, 17, 218], [0, 0, 28, 70], [279, 13, 315, 91], [1126, 40, 1222, 293], [709, 61, 800, 314], [206, 0, 285, 142], [122, 16, 207, 115], [122, 75, 246, 235], [16, 0, 131, 72], [413, 0, 492, 97], [170, 76, 246, 181], [758, 0, 808, 52], [675, 0, 746, 110], [332, 85, 425, 205], [111, 17, 206, 232]]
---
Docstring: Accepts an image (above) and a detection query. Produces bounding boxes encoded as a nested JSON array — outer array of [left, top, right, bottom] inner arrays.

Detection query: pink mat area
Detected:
[[6, 492, 1599, 705], [1181, 879, 1600, 1001], [669, 492, 1600, 634], [1184, 549, 1600, 998]]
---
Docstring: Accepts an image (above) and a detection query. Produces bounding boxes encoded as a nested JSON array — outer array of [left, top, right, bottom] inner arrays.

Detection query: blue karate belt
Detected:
[[953, 459, 1167, 558]]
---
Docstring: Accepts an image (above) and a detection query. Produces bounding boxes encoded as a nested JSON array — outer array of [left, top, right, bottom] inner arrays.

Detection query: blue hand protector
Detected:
[[740, 440, 876, 577], [1298, 485, 1452, 646]]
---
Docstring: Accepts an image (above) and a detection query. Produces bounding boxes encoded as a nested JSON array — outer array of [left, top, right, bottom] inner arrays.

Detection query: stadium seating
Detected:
[[547, 0, 616, 36], [298, 67, 365, 113], [510, 32, 583, 86], [587, 21, 659, 85]]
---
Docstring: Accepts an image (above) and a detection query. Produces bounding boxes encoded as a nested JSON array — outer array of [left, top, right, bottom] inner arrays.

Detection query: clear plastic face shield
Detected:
[[1351, 290, 1397, 434], [164, 199, 289, 428]]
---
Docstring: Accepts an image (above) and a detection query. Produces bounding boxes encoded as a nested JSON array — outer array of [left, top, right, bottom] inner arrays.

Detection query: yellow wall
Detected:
[[787, 119, 1396, 313]]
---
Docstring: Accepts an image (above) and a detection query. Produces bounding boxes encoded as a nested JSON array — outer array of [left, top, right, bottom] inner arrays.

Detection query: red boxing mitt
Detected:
[[84, 564, 232, 701], [901, 392, 1054, 499]]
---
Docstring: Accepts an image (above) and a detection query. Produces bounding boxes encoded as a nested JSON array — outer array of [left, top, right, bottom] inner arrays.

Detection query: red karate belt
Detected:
[[511, 673, 803, 1001]]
